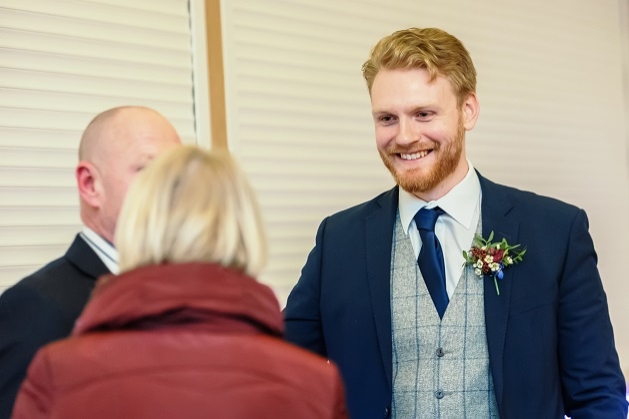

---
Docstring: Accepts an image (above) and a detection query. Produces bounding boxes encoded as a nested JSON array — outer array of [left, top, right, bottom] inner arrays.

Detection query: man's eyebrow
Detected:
[[372, 104, 436, 115]]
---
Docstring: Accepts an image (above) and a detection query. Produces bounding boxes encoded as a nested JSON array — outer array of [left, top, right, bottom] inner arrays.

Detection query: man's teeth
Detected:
[[400, 151, 429, 160]]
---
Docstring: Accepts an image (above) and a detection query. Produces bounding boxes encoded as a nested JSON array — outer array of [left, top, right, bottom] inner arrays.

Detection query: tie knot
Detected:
[[414, 207, 444, 232]]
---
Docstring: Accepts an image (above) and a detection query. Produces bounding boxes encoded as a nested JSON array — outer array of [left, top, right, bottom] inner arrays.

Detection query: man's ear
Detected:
[[76, 162, 102, 208], [461, 93, 480, 131]]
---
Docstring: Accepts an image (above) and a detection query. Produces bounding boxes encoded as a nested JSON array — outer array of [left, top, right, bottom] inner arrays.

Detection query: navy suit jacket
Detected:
[[284, 174, 627, 419], [0, 235, 109, 419]]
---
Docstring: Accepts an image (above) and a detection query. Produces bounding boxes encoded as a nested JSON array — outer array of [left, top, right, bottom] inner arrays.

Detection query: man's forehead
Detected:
[[371, 71, 456, 108]]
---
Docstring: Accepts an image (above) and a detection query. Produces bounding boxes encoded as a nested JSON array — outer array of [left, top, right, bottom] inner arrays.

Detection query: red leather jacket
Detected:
[[12, 263, 347, 419]]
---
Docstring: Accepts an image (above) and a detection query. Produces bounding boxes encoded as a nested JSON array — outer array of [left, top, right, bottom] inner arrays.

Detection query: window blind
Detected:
[[0, 0, 198, 290]]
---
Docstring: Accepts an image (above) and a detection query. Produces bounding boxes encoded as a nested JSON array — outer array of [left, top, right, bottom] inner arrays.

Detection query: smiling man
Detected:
[[283, 28, 627, 419]]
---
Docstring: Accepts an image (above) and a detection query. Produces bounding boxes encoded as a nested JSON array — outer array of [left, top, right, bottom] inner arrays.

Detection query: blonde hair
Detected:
[[362, 27, 477, 105], [115, 146, 267, 277]]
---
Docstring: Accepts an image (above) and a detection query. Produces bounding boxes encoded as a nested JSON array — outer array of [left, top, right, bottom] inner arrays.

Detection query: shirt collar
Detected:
[[80, 226, 119, 274], [399, 160, 481, 234]]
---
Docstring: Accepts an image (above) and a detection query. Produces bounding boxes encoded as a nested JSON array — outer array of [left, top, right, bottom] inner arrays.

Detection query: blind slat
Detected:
[[1, 8, 190, 49], [2, 48, 192, 84], [0, 29, 192, 67], [0, 0, 189, 31], [0, 70, 193, 104]]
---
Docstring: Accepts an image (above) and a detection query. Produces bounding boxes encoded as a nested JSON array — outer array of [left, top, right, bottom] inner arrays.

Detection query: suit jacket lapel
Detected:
[[65, 234, 111, 280], [365, 187, 398, 391], [478, 173, 519, 411]]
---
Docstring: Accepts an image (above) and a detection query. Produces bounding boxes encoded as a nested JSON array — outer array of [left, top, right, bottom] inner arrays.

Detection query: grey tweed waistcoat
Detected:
[[390, 212, 499, 419]]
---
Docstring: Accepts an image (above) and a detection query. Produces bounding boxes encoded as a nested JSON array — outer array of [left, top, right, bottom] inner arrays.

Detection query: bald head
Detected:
[[76, 106, 182, 243], [79, 106, 179, 161]]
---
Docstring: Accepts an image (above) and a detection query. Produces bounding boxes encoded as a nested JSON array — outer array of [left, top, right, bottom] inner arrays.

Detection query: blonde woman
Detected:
[[12, 146, 347, 419]]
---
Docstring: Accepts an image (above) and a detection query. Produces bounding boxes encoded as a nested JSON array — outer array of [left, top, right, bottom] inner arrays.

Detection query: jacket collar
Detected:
[[73, 263, 283, 338], [65, 234, 111, 280], [366, 186, 399, 391], [477, 172, 518, 412]]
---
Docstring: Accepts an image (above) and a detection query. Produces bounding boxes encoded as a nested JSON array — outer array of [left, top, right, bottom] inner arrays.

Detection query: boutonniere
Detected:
[[462, 231, 526, 295]]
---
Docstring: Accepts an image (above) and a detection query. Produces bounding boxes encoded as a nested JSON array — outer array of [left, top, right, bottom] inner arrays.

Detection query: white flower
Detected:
[[474, 268, 482, 276], [490, 263, 500, 272], [496, 243, 501, 250], [475, 260, 483, 269], [484, 255, 494, 264], [505, 256, 513, 264]]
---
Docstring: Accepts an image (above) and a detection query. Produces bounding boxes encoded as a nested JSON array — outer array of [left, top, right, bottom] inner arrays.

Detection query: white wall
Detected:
[[220, 0, 629, 375]]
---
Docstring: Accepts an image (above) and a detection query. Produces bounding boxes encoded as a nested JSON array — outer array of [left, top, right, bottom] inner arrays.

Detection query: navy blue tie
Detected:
[[414, 207, 449, 318]]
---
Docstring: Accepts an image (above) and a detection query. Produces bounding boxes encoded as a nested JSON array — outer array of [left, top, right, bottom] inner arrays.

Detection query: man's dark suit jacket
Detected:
[[0, 235, 109, 419], [284, 174, 627, 419]]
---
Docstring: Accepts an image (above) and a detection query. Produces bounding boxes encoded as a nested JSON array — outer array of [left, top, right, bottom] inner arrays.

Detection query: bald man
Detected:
[[0, 106, 182, 418]]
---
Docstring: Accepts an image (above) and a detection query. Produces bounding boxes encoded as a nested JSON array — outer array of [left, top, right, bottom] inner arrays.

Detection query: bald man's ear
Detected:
[[76, 162, 102, 208]]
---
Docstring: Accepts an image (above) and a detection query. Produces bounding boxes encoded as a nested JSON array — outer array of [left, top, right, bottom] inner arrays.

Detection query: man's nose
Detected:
[[396, 117, 418, 146]]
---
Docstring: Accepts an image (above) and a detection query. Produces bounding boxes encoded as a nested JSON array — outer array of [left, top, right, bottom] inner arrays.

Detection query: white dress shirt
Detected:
[[398, 161, 482, 298], [79, 227, 119, 274]]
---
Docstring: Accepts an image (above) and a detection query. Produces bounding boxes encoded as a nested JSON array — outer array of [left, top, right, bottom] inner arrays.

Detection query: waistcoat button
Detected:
[[435, 390, 444, 399], [436, 347, 445, 357]]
